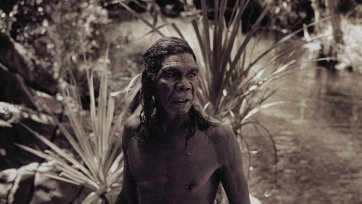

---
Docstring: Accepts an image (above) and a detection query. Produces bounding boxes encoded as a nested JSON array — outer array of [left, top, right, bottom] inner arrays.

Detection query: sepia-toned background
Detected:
[[1, 0, 362, 203]]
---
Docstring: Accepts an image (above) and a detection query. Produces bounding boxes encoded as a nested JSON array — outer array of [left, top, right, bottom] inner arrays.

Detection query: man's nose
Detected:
[[175, 78, 192, 91]]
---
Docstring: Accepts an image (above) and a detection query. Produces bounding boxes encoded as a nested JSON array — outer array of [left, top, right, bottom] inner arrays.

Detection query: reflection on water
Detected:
[[251, 45, 362, 203], [309, 68, 362, 132], [270, 51, 362, 135]]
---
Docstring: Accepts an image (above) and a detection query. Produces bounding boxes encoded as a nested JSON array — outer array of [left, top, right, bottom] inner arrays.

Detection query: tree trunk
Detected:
[[329, 0, 343, 44], [327, 0, 344, 56], [0, 32, 58, 96], [311, 0, 321, 34]]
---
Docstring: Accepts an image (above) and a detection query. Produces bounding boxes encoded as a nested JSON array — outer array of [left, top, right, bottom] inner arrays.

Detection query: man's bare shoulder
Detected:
[[122, 113, 140, 147], [207, 121, 236, 143], [204, 118, 239, 162], [124, 113, 140, 131], [203, 115, 234, 139]]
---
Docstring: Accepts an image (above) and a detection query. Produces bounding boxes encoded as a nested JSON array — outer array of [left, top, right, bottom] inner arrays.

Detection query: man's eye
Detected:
[[165, 73, 176, 78], [188, 72, 197, 77]]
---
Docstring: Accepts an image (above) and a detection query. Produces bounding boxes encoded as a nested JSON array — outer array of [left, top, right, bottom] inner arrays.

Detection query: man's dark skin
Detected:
[[116, 40, 250, 204]]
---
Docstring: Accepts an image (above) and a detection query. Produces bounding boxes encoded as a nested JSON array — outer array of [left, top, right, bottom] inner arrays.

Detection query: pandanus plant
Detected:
[[18, 48, 140, 203], [121, 0, 299, 161], [120, 0, 302, 133], [120, 0, 316, 201]]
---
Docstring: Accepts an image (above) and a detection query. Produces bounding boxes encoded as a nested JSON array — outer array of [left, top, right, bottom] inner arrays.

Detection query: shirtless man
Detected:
[[116, 37, 250, 204]]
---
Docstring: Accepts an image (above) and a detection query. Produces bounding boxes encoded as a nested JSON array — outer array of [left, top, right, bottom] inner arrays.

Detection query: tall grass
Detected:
[[17, 47, 139, 203]]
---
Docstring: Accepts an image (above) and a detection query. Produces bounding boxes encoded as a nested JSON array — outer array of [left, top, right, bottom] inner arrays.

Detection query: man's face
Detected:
[[154, 53, 199, 118]]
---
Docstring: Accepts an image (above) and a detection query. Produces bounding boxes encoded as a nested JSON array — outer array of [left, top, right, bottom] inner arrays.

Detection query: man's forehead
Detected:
[[161, 53, 197, 70], [160, 66, 199, 72]]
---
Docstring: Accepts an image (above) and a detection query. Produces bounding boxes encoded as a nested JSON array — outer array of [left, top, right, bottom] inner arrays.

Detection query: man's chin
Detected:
[[175, 109, 190, 115], [169, 106, 192, 117]]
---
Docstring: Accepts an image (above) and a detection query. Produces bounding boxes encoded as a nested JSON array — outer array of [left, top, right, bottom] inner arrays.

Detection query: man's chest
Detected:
[[127, 133, 220, 192]]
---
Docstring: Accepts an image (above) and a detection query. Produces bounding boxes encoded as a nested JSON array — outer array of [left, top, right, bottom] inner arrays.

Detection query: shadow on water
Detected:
[[246, 41, 362, 204]]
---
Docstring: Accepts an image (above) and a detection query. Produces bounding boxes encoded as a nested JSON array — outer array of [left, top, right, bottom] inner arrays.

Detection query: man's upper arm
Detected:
[[215, 125, 250, 204], [115, 118, 138, 204]]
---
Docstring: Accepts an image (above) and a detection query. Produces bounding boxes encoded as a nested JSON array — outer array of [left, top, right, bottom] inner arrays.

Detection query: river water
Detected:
[[246, 41, 362, 204]]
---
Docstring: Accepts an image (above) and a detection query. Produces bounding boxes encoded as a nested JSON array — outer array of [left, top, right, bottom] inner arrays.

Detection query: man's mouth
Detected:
[[172, 99, 190, 104]]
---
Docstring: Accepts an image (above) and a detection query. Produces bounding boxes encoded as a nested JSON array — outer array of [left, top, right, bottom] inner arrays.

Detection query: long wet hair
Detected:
[[135, 37, 211, 148]]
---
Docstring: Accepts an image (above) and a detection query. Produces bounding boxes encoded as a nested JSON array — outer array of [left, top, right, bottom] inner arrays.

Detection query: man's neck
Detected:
[[158, 111, 191, 134]]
